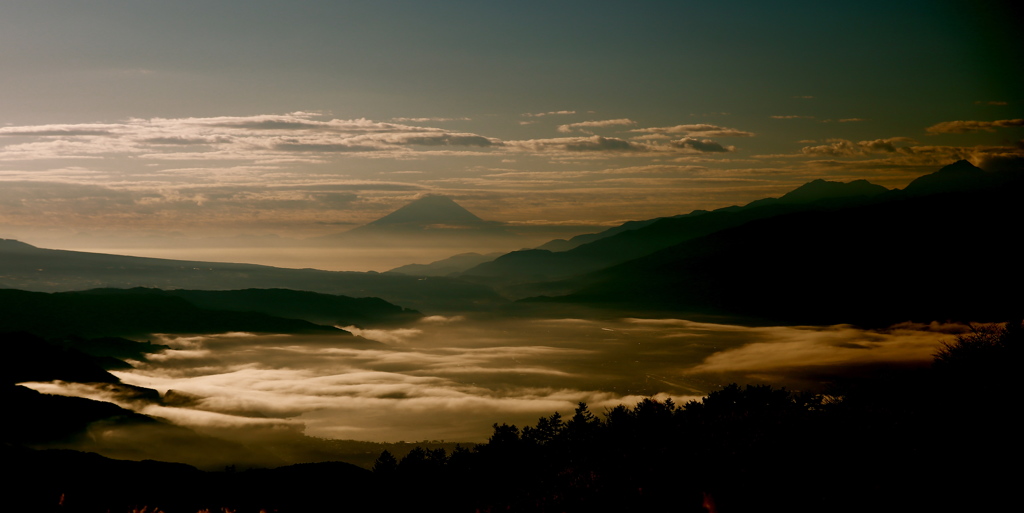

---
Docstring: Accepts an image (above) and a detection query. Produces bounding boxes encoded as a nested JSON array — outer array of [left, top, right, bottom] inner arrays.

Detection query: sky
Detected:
[[1, 0, 1021, 268]]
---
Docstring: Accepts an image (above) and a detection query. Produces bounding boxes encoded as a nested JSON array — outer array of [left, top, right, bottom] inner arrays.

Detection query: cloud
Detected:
[[0, 113, 500, 165], [0, 127, 115, 137], [630, 124, 755, 137], [391, 117, 471, 122], [557, 118, 636, 133], [771, 115, 814, 119], [270, 142, 382, 153], [24, 314, 958, 446], [754, 141, 1022, 175], [857, 137, 915, 153], [800, 138, 916, 156], [672, 138, 732, 153], [563, 136, 639, 151], [483, 164, 706, 180], [504, 135, 734, 155], [507, 135, 646, 153], [925, 119, 1024, 134], [419, 315, 466, 324], [8, 109, 1014, 244], [685, 323, 962, 378], [838, 118, 865, 123], [401, 134, 498, 147], [0, 175, 436, 235], [140, 136, 226, 145], [343, 326, 424, 345], [0, 181, 137, 215], [522, 111, 576, 117], [213, 119, 328, 130], [976, 153, 1024, 173]]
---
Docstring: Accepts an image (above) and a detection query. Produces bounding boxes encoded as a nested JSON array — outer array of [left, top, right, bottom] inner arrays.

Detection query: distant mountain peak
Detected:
[[366, 195, 485, 228], [940, 159, 982, 173], [778, 178, 888, 204], [0, 239, 38, 251], [903, 160, 988, 195], [325, 194, 521, 247]]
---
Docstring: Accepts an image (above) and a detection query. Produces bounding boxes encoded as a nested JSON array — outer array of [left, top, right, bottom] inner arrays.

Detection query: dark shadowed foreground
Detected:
[[6, 320, 1017, 512]]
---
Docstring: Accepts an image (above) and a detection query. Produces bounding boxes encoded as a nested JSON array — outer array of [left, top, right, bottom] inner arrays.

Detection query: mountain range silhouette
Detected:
[[1, 160, 1019, 324], [520, 160, 1023, 325]]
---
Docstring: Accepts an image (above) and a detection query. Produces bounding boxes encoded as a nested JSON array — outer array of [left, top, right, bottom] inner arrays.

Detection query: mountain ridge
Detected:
[[521, 163, 1023, 325], [0, 244, 505, 313], [451, 161, 1019, 299], [0, 288, 355, 338], [454, 176, 900, 291]]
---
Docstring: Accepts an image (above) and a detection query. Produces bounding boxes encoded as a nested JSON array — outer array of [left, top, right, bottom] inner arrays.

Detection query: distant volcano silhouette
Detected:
[[902, 159, 990, 195], [322, 195, 521, 246], [358, 195, 492, 231]]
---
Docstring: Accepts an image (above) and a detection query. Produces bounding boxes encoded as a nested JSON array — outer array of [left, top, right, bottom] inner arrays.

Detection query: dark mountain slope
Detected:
[[1, 330, 283, 470], [0, 289, 348, 338], [536, 179, 1022, 325], [533, 179, 888, 253], [4, 444, 375, 513], [48, 335, 170, 364], [122, 287, 420, 327], [901, 158, 996, 195], [743, 178, 888, 209], [2, 331, 123, 385], [534, 216, 677, 252], [0, 242, 505, 313], [4, 384, 291, 470], [459, 179, 890, 295], [388, 251, 503, 276]]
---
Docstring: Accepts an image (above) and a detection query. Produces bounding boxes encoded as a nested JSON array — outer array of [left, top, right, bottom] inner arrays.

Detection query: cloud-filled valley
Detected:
[[24, 317, 960, 445]]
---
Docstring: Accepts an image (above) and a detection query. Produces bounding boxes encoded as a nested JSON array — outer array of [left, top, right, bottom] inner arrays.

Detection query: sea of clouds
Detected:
[[25, 316, 964, 446]]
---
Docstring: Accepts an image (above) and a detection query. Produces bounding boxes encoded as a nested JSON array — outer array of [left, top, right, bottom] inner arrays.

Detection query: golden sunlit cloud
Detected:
[[630, 124, 755, 137]]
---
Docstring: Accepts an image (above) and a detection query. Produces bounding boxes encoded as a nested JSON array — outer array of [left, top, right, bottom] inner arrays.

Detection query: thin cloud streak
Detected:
[[630, 124, 755, 137], [557, 119, 637, 133], [925, 119, 1024, 134]]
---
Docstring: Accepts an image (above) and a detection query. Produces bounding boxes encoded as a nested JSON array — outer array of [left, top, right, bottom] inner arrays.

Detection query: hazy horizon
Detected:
[[1, 1, 1020, 255]]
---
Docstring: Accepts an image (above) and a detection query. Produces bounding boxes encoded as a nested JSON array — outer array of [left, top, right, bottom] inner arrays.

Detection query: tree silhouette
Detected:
[[933, 319, 1020, 371], [371, 449, 397, 475], [521, 411, 563, 447], [486, 422, 520, 449]]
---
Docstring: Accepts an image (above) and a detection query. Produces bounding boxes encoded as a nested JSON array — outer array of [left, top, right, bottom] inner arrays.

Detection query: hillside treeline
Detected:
[[376, 320, 1019, 512]]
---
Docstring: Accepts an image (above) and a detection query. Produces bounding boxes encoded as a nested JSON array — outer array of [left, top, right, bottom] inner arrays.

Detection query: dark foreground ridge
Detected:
[[0, 288, 351, 338]]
